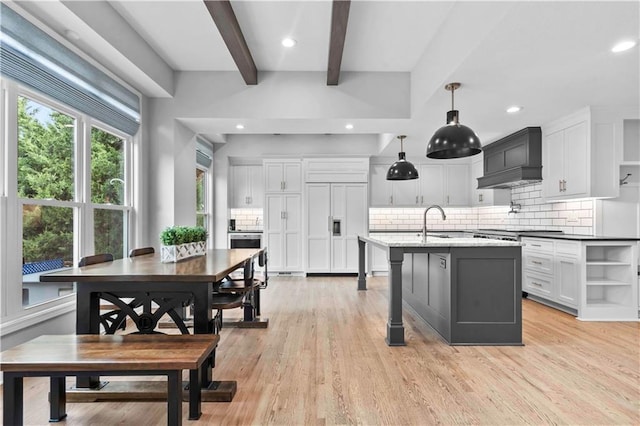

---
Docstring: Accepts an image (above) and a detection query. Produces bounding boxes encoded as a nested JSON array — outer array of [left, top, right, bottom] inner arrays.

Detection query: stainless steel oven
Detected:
[[228, 232, 262, 249]]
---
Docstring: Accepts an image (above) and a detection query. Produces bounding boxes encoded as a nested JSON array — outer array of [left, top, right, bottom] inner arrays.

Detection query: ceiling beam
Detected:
[[327, 0, 351, 86], [203, 0, 257, 85]]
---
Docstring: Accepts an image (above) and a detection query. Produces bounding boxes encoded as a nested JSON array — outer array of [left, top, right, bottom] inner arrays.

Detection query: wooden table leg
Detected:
[[167, 371, 182, 426], [188, 368, 202, 420], [49, 376, 67, 422], [3, 373, 23, 426]]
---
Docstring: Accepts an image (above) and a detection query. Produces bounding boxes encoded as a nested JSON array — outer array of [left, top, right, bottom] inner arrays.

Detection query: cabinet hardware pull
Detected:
[[421, 196, 424, 204], [447, 195, 450, 205], [479, 194, 483, 202], [390, 196, 393, 205], [531, 244, 541, 247], [559, 180, 562, 193], [416, 196, 419, 204], [284, 181, 287, 190], [532, 261, 543, 265], [531, 281, 542, 287], [562, 180, 567, 192]]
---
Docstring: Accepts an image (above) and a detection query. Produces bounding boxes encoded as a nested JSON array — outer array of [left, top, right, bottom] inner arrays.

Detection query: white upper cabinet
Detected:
[[470, 154, 511, 206], [264, 160, 302, 193], [445, 164, 470, 206], [418, 165, 445, 206], [543, 106, 638, 201], [230, 165, 263, 208], [369, 162, 469, 207]]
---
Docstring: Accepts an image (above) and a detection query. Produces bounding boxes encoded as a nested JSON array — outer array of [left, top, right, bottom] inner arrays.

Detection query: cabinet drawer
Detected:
[[523, 252, 553, 274], [555, 241, 580, 256], [524, 271, 553, 298], [522, 238, 554, 253]]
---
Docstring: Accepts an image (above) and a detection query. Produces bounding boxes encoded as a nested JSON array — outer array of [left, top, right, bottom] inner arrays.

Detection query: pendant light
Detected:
[[386, 135, 419, 180], [426, 82, 482, 159]]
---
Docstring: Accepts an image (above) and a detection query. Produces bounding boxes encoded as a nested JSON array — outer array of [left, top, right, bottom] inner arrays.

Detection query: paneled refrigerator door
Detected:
[[306, 184, 331, 272], [331, 183, 368, 273]]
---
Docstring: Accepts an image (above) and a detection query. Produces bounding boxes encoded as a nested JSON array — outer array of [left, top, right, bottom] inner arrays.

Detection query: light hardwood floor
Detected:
[[2, 275, 639, 425]]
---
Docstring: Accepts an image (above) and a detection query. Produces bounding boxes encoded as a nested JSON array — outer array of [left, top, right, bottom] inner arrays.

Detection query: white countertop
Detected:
[[360, 234, 522, 248]]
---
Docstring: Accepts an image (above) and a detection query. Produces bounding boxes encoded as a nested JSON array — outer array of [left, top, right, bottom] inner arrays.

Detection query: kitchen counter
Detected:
[[360, 234, 521, 248], [519, 232, 640, 241], [357, 235, 522, 347]]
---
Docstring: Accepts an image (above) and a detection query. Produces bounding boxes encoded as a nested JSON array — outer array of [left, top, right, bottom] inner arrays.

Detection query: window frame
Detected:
[[196, 164, 211, 237], [1, 79, 134, 321]]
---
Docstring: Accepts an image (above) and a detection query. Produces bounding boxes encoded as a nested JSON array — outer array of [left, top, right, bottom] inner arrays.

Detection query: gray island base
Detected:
[[358, 235, 523, 346]]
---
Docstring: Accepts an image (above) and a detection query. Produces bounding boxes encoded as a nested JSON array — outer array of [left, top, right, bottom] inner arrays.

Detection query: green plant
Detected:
[[160, 226, 208, 246]]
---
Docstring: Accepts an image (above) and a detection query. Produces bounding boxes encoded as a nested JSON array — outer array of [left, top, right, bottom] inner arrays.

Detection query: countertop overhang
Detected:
[[360, 235, 522, 248]]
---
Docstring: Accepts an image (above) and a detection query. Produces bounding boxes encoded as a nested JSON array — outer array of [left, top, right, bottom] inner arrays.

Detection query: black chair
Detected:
[[128, 247, 155, 257], [212, 248, 268, 332], [78, 253, 113, 267]]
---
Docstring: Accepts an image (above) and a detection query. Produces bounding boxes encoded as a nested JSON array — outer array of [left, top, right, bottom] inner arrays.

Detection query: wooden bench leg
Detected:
[[188, 368, 202, 420], [3, 373, 23, 426], [167, 371, 182, 426], [49, 376, 67, 422]]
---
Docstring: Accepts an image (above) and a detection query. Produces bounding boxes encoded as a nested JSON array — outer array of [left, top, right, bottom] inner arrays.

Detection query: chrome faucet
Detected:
[[422, 205, 447, 242]]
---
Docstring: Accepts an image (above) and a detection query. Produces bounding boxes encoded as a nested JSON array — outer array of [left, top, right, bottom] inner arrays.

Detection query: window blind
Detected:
[[0, 4, 141, 135], [196, 137, 213, 169]]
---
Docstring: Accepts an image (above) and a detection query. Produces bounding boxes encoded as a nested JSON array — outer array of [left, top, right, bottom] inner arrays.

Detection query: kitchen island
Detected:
[[358, 235, 523, 346]]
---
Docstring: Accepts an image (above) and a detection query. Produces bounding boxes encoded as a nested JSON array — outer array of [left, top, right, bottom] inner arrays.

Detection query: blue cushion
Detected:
[[22, 258, 64, 275]]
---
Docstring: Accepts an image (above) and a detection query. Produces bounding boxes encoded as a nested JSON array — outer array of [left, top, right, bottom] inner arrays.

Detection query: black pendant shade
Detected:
[[387, 135, 419, 180], [426, 83, 482, 159]]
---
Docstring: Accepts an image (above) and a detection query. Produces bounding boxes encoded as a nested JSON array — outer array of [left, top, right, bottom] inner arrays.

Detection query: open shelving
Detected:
[[580, 243, 638, 321]]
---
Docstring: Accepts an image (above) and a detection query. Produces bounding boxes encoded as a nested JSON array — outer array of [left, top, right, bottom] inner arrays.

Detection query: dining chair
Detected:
[[128, 246, 155, 257], [78, 253, 113, 267], [78, 253, 125, 333]]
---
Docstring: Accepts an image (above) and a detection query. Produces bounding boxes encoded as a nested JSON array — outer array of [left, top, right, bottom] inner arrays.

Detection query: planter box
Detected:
[[160, 241, 207, 263]]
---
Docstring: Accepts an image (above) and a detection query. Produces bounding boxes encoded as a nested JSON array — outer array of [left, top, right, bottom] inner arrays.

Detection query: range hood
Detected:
[[477, 127, 542, 189]]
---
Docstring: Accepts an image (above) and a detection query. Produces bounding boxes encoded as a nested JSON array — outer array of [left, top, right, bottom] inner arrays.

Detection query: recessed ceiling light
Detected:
[[281, 38, 297, 48], [506, 106, 523, 114], [235, 124, 244, 130], [345, 123, 354, 130], [611, 40, 637, 53]]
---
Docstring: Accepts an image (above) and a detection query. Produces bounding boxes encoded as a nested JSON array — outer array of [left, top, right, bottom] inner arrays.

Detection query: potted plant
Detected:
[[160, 225, 208, 263]]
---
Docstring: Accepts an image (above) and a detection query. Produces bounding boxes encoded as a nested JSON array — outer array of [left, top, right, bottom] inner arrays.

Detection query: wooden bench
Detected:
[[0, 334, 219, 426]]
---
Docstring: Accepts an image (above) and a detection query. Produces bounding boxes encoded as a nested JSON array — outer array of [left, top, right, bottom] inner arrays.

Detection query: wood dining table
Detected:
[[40, 248, 262, 402]]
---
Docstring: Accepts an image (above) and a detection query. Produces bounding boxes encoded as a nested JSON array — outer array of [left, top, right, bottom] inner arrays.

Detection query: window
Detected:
[[15, 91, 132, 307], [196, 167, 208, 229]]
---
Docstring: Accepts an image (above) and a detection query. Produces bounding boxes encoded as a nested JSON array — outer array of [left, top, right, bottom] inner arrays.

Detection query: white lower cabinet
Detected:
[[522, 237, 579, 309], [306, 183, 368, 273], [522, 237, 638, 320], [265, 193, 302, 272]]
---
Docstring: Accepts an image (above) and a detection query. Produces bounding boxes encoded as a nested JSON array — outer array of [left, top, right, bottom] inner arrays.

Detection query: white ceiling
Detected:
[[10, 0, 640, 156]]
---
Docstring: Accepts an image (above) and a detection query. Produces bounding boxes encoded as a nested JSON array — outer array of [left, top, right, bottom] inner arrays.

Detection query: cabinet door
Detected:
[[306, 184, 331, 272], [370, 164, 392, 206], [543, 130, 567, 198], [419, 165, 445, 205], [283, 194, 302, 270], [264, 162, 284, 192], [555, 255, 579, 307], [283, 162, 302, 192], [392, 179, 419, 206], [470, 158, 483, 206], [265, 194, 284, 270], [231, 166, 250, 207], [248, 165, 263, 207], [562, 121, 588, 197], [445, 164, 470, 206]]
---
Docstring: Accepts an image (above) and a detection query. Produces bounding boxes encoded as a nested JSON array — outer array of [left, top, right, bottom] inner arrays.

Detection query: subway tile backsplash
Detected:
[[229, 208, 263, 231], [370, 183, 594, 235]]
